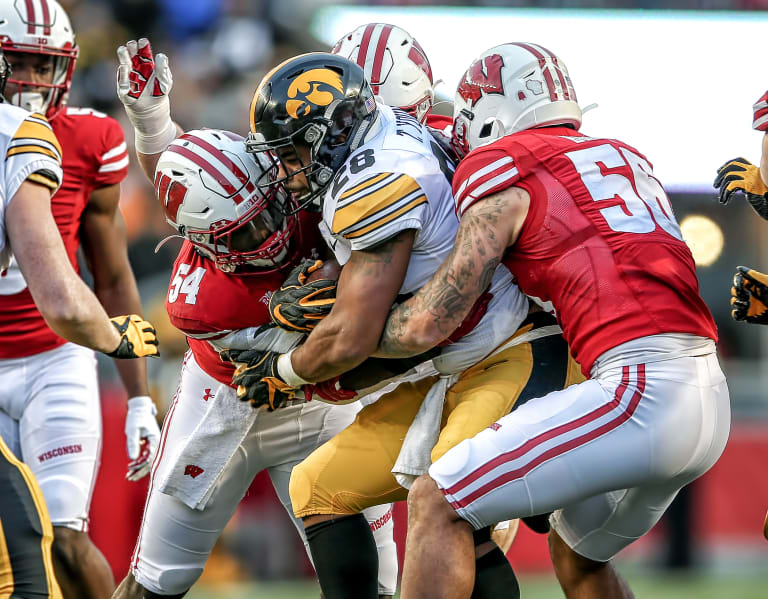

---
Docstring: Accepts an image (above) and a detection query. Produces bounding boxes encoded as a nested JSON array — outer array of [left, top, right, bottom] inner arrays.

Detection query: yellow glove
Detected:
[[107, 315, 160, 358], [714, 157, 768, 220], [730, 266, 768, 325]]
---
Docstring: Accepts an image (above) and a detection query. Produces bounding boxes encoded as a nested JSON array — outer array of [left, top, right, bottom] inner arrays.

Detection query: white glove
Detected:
[[116, 38, 177, 154], [125, 395, 160, 482]]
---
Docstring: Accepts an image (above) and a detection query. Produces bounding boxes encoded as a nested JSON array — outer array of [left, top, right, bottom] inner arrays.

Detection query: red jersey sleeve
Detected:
[[452, 146, 521, 217], [91, 113, 129, 187]]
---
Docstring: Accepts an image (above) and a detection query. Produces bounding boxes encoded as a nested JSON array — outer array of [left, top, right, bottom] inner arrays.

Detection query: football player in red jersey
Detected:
[[373, 43, 731, 599], [330, 23, 453, 147], [0, 1, 161, 596], [112, 40, 399, 599]]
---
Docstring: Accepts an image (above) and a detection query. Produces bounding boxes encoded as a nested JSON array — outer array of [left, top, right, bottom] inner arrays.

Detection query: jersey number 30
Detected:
[[168, 264, 205, 304], [565, 143, 683, 240]]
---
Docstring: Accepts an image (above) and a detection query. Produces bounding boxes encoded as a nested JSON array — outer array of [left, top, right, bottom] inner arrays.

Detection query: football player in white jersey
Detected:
[[112, 39, 398, 599], [0, 47, 158, 599], [228, 52, 584, 599]]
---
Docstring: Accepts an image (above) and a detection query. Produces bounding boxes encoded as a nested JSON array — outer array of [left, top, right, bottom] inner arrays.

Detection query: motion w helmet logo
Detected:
[[286, 69, 344, 119]]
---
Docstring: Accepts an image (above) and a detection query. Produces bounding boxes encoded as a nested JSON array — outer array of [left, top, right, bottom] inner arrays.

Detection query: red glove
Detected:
[[753, 89, 768, 131], [303, 376, 359, 405]]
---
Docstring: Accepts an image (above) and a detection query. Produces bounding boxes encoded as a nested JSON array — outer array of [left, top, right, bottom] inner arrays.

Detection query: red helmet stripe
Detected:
[[511, 42, 556, 102], [356, 23, 377, 85], [409, 39, 433, 84], [370, 24, 393, 91], [155, 173, 172, 215], [167, 144, 239, 196], [512, 42, 569, 102], [24, 0, 36, 34], [182, 133, 249, 186], [40, 0, 51, 36], [165, 181, 187, 223]]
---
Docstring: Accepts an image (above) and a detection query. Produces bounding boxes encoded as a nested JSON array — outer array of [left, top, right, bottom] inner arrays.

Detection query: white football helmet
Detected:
[[0, 0, 78, 118], [156, 129, 299, 274], [331, 23, 434, 122], [452, 43, 581, 157]]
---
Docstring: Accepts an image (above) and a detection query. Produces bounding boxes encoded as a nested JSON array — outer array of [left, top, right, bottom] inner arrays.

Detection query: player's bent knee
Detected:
[[407, 475, 455, 523]]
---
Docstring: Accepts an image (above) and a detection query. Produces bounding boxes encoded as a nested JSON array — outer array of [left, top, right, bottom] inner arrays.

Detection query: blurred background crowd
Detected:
[[48, 0, 768, 596]]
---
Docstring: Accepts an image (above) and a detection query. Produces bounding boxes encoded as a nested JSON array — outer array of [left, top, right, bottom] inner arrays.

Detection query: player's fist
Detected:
[[714, 157, 768, 220], [753, 89, 768, 131], [269, 259, 338, 333], [731, 266, 768, 325], [220, 348, 298, 410], [107, 315, 160, 358], [124, 396, 160, 481]]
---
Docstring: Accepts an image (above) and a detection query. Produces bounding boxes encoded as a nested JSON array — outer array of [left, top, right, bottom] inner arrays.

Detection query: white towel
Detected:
[[156, 325, 305, 510], [156, 383, 257, 510], [392, 374, 457, 489]]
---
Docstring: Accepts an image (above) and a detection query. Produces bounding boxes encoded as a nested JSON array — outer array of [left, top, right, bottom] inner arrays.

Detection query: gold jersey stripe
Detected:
[[26, 172, 59, 190], [333, 174, 421, 235], [11, 117, 62, 157], [6, 145, 61, 162], [344, 194, 427, 239], [0, 517, 13, 596], [339, 172, 392, 201]]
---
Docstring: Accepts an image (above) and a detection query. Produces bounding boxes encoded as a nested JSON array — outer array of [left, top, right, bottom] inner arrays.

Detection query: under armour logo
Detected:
[[203, 388, 214, 402], [184, 464, 204, 478]]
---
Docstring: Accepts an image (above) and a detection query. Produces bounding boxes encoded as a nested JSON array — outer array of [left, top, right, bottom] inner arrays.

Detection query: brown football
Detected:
[[305, 258, 342, 283]]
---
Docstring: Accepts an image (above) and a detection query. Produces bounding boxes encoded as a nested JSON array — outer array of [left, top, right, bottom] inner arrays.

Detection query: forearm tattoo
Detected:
[[379, 197, 508, 356]]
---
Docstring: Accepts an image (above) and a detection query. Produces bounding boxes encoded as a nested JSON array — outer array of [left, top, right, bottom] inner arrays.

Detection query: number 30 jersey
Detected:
[[319, 105, 458, 295], [453, 126, 717, 375]]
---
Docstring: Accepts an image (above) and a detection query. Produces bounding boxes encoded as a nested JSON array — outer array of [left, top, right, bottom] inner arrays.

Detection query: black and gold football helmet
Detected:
[[246, 52, 378, 212]]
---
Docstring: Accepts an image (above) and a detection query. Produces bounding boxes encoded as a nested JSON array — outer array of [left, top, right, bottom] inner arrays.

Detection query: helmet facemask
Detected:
[[186, 183, 300, 274], [157, 129, 301, 275], [2, 47, 77, 117]]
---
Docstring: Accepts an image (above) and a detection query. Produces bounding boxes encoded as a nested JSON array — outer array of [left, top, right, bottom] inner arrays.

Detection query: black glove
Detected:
[[714, 157, 768, 220], [220, 348, 298, 409], [731, 266, 768, 325], [107, 315, 160, 359], [269, 259, 337, 333]]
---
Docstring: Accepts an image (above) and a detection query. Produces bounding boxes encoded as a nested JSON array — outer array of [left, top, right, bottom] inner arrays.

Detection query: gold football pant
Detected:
[[290, 313, 584, 518], [0, 435, 62, 598]]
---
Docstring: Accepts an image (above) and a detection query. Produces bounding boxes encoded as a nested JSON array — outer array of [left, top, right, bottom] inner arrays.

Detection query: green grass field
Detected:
[[186, 571, 768, 599]]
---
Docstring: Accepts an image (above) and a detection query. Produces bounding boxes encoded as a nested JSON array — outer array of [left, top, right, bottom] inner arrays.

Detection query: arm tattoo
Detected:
[[378, 197, 508, 357]]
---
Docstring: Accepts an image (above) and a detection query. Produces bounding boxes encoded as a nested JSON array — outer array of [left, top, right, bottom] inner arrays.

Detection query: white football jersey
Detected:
[[319, 104, 529, 373], [319, 105, 457, 294], [0, 103, 62, 270]]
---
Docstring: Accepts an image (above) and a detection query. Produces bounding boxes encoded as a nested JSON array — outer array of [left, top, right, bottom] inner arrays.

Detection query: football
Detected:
[[305, 258, 342, 283]]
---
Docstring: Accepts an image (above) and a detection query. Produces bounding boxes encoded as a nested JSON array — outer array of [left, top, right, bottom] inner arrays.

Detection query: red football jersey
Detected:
[[0, 107, 129, 358], [453, 126, 717, 374], [166, 212, 324, 386], [425, 113, 452, 135]]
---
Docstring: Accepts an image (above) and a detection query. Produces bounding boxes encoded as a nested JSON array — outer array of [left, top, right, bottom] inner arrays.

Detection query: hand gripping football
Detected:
[[269, 259, 341, 333]]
